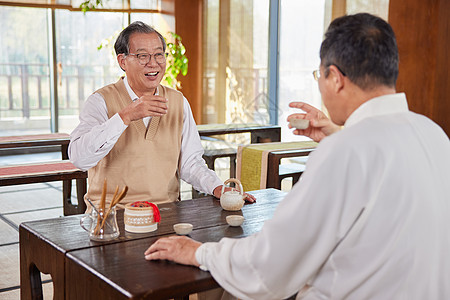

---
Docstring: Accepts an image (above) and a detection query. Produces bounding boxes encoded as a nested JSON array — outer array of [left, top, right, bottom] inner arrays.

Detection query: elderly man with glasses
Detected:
[[145, 13, 450, 299], [69, 21, 255, 209]]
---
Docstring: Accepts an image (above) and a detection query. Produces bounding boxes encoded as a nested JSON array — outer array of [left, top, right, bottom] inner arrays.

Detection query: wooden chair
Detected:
[[266, 149, 312, 189], [237, 141, 317, 192], [191, 148, 237, 198], [203, 148, 237, 178]]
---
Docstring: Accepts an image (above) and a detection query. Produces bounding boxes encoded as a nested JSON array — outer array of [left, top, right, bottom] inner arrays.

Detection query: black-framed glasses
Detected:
[[127, 52, 167, 65]]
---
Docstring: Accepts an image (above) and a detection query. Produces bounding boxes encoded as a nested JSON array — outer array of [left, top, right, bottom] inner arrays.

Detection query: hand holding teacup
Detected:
[[288, 101, 341, 142]]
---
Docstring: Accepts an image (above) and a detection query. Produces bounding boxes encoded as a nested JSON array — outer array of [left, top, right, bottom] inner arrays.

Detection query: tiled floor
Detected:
[[0, 181, 63, 299], [0, 151, 296, 299]]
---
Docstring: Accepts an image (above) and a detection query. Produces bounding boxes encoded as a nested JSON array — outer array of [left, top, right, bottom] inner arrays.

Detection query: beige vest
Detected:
[[86, 79, 183, 209]]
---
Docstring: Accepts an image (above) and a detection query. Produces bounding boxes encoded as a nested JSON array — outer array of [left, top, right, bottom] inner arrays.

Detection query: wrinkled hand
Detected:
[[287, 102, 341, 142], [213, 185, 256, 203], [144, 235, 201, 266], [119, 93, 168, 125]]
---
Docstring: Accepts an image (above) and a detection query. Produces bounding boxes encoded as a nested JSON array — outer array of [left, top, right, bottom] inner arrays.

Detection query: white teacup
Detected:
[[173, 223, 193, 235], [289, 118, 310, 130], [226, 215, 244, 227]]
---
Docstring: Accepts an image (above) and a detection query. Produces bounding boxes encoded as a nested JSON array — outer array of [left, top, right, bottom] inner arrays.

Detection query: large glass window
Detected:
[[203, 0, 270, 126], [202, 0, 324, 143], [1, 0, 388, 138], [0, 6, 51, 135], [0, 1, 175, 136], [55, 10, 126, 133], [278, 0, 326, 142]]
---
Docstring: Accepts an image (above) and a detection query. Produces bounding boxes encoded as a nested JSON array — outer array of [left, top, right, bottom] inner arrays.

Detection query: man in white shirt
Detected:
[[69, 21, 255, 207], [144, 13, 450, 299]]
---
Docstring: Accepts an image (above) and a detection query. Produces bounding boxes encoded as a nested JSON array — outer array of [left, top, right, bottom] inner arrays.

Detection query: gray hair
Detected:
[[114, 21, 166, 56], [320, 13, 399, 90]]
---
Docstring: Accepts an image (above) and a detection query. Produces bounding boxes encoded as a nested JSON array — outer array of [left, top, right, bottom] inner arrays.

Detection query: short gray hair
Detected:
[[114, 21, 166, 56], [320, 13, 399, 90]]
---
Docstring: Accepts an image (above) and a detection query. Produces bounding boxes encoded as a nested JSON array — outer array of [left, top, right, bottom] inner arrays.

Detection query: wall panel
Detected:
[[389, 0, 450, 135]]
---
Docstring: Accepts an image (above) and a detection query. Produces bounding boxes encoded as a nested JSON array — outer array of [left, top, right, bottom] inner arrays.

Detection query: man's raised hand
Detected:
[[119, 94, 168, 125]]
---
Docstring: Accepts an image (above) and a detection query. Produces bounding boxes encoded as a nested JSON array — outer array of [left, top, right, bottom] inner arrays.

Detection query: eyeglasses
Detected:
[[127, 52, 167, 65], [312, 69, 321, 81], [312, 64, 346, 81], [332, 64, 346, 76]]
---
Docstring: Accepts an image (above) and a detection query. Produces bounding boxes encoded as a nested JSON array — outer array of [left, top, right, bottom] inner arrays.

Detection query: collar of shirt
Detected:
[[123, 76, 160, 101], [344, 92, 409, 128]]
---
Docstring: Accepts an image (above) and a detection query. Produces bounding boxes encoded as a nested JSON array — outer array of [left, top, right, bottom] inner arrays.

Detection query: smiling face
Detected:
[[117, 32, 166, 97]]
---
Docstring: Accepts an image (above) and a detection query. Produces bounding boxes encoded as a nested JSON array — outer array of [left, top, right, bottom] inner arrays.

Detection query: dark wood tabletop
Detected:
[[66, 222, 272, 300], [20, 188, 286, 300], [197, 123, 281, 143]]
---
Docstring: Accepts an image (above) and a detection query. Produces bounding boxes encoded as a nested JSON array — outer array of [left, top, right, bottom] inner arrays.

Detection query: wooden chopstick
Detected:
[[100, 178, 107, 212], [94, 179, 108, 234], [97, 185, 128, 233], [112, 186, 128, 207], [110, 185, 119, 207]]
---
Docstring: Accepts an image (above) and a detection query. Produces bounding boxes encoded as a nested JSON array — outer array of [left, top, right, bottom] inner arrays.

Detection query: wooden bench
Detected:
[[0, 161, 87, 215], [0, 134, 88, 215]]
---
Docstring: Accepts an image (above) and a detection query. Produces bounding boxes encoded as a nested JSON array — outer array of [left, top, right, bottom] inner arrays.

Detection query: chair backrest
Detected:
[[236, 141, 317, 191]]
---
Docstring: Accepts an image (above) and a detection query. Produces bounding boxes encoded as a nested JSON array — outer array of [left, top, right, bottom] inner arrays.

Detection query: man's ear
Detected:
[[328, 65, 345, 93], [117, 54, 126, 72]]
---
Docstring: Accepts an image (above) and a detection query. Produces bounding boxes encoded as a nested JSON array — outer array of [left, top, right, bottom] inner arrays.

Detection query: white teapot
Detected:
[[220, 178, 245, 211]]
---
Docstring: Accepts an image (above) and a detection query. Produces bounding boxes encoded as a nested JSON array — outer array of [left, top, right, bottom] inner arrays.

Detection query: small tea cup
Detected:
[[226, 215, 245, 227], [289, 118, 310, 130], [173, 223, 193, 235]]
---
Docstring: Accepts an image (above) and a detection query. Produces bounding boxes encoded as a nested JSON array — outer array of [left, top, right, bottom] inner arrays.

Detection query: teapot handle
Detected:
[[222, 178, 244, 196]]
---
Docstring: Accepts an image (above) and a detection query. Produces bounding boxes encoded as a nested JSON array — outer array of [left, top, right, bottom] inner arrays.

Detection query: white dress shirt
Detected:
[[196, 93, 450, 299], [69, 77, 222, 195]]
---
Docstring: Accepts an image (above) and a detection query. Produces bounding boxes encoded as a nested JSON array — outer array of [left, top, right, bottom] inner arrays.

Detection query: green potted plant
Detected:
[[165, 32, 188, 90]]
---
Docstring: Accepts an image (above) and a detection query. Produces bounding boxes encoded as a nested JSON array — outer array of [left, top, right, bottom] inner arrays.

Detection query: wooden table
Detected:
[[0, 133, 70, 158], [197, 123, 281, 143], [20, 188, 286, 299]]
